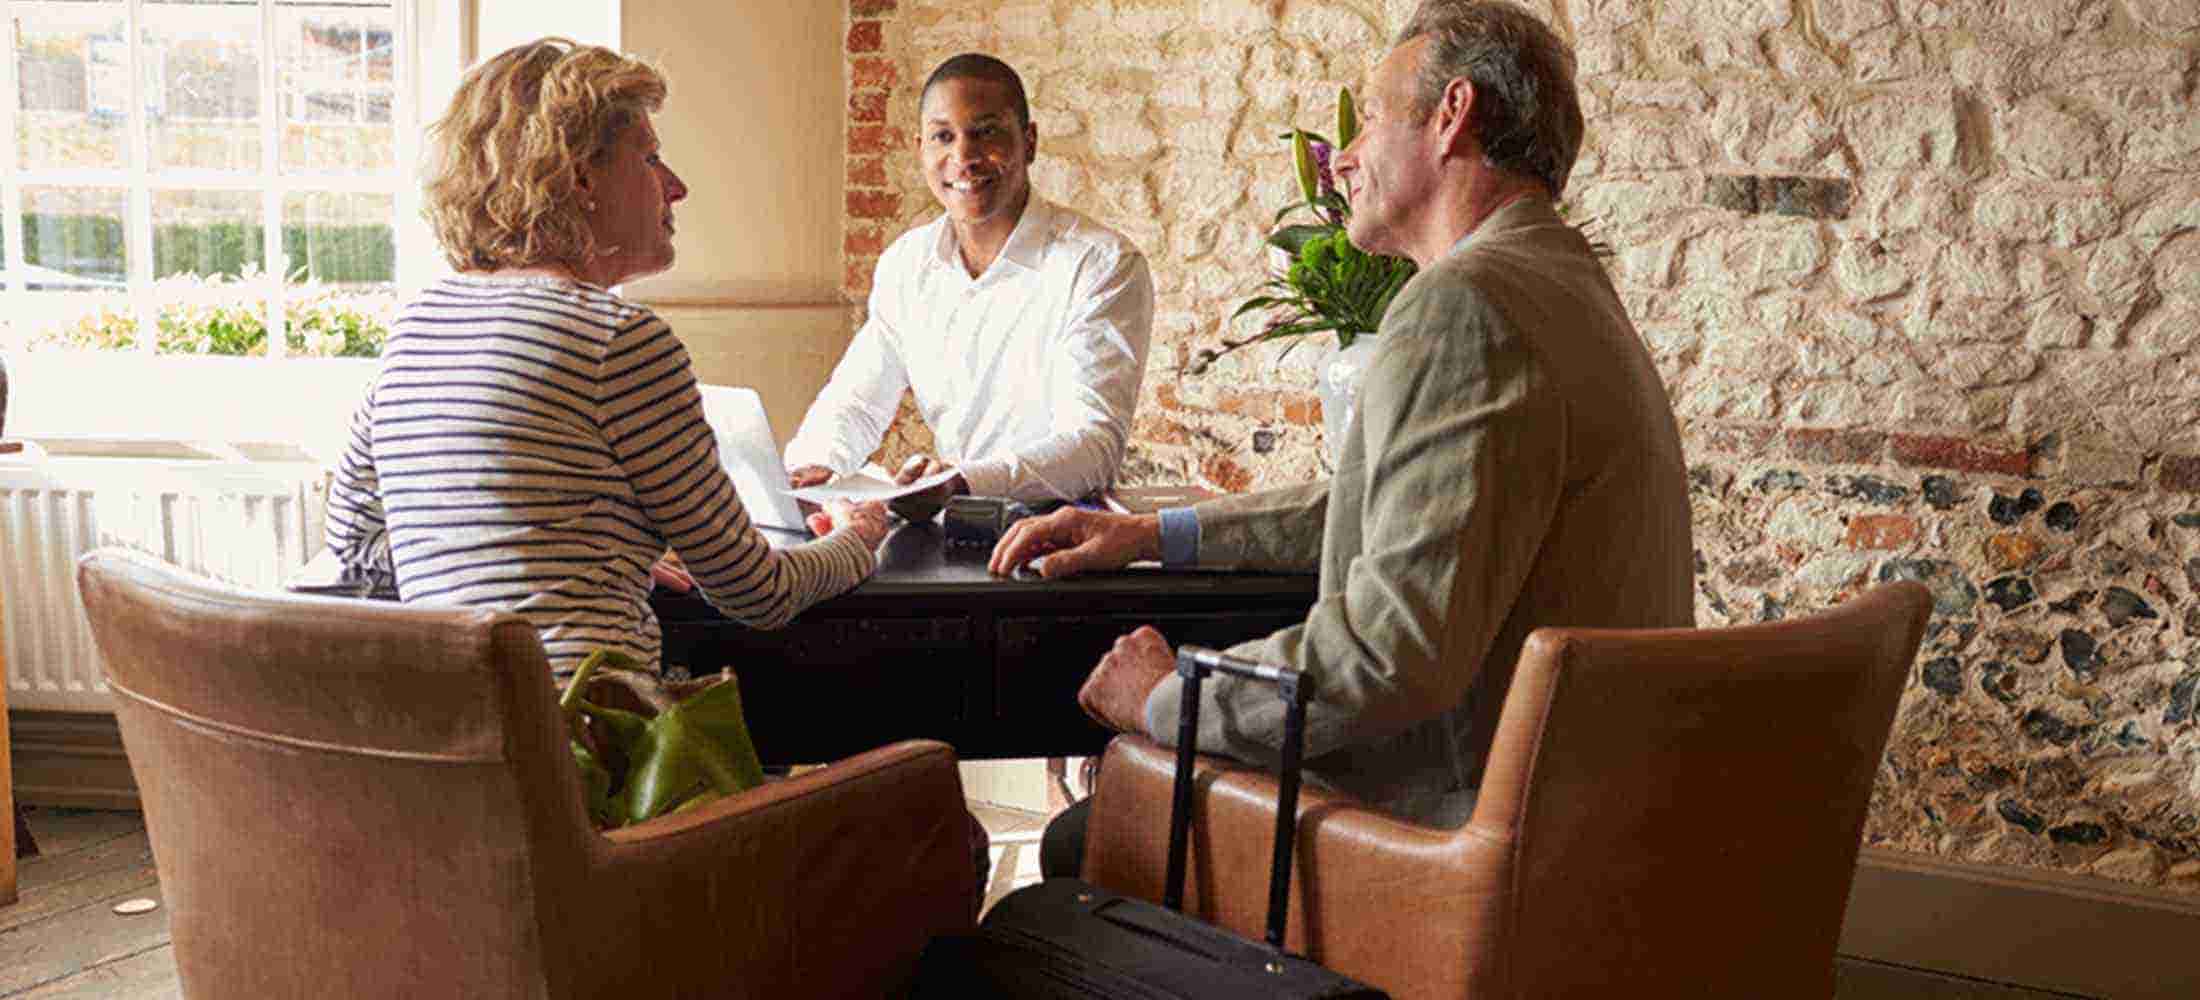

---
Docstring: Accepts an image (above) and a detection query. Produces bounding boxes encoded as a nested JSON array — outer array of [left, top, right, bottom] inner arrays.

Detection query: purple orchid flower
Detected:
[[1308, 139, 1344, 225]]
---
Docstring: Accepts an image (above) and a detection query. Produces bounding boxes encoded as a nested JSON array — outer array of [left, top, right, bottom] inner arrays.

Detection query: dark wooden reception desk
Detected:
[[652, 522, 1319, 765]]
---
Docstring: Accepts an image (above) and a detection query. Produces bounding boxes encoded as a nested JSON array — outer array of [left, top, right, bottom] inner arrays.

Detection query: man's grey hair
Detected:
[[1397, 0, 1584, 198]]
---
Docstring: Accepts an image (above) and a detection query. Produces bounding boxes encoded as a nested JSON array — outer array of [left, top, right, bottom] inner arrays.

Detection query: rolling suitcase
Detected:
[[913, 645, 1387, 998]]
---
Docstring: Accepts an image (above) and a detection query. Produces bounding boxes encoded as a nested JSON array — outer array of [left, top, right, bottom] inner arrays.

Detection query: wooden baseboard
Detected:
[[1841, 846, 2200, 998], [6, 711, 141, 811]]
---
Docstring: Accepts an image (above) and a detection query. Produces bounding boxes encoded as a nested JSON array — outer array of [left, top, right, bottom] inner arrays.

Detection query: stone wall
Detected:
[[843, 0, 2200, 891]]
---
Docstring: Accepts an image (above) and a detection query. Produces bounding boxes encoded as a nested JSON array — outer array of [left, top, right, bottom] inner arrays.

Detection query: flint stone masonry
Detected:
[[846, 0, 2200, 893], [1703, 175, 1855, 219]]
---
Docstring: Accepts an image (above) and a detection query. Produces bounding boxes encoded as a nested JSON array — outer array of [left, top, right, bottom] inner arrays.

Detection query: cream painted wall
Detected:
[[659, 304, 855, 447], [618, 4, 851, 430], [621, 4, 844, 306], [477, 0, 619, 55]]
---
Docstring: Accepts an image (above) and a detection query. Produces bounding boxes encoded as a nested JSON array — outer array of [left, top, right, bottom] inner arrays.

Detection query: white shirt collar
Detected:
[[930, 195, 1054, 277]]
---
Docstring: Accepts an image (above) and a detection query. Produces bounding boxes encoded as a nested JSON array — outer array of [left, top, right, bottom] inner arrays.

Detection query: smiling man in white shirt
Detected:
[[784, 54, 1155, 513]]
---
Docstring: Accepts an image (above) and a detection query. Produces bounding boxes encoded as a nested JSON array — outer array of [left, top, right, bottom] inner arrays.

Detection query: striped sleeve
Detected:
[[324, 390, 394, 582], [595, 314, 876, 628]]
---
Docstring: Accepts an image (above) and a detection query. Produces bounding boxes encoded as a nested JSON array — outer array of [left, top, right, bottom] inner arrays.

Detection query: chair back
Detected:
[[1463, 581, 1931, 996], [78, 547, 590, 998]]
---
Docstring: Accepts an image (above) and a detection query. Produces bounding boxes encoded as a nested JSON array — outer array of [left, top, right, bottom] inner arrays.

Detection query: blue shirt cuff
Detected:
[[1144, 679, 1174, 744], [1156, 505, 1199, 567]]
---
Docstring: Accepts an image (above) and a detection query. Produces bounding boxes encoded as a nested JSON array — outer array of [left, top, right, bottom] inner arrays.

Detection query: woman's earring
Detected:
[[586, 199, 598, 213]]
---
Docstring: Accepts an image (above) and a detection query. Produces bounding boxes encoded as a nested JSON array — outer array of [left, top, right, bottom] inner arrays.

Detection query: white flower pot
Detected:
[[1318, 335, 1379, 463]]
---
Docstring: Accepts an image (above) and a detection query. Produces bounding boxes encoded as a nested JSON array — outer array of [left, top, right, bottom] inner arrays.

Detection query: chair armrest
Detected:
[[571, 739, 976, 999], [1083, 736, 1512, 999]]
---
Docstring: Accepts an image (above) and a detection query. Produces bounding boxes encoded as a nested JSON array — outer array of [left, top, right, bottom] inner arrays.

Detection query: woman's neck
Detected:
[[483, 263, 590, 285]]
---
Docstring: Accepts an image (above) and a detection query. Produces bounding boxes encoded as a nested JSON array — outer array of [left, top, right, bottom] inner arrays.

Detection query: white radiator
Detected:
[[1, 442, 327, 712]]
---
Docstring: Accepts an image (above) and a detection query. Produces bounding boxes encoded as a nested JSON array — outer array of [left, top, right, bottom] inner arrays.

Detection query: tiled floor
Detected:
[[0, 805, 2098, 998], [972, 801, 1052, 915]]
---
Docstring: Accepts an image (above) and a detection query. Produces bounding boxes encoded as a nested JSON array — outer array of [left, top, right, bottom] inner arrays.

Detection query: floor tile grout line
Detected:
[[15, 826, 145, 869], [1836, 956, 2101, 999], [0, 941, 175, 1000], [7, 845, 158, 905], [0, 878, 167, 944]]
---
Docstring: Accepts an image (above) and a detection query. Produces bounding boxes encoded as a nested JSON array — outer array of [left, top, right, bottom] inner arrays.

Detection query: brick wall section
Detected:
[[842, 0, 895, 309], [846, 1, 2200, 891], [841, 0, 935, 465]]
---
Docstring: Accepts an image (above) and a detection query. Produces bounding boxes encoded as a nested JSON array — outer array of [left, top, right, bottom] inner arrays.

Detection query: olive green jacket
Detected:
[[1145, 197, 1695, 826]]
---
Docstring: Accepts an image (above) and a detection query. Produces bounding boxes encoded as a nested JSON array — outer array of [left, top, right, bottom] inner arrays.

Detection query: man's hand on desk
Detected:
[[888, 454, 965, 522], [988, 507, 1160, 579], [1079, 626, 1175, 735], [787, 464, 835, 489]]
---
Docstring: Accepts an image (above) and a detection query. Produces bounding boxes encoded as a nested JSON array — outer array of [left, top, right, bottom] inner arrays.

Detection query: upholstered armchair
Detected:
[[78, 547, 976, 999], [1082, 582, 1933, 999]]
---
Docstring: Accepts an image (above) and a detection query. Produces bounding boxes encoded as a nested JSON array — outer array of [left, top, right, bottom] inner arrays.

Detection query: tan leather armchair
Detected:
[[1083, 582, 1932, 999], [78, 547, 976, 999]]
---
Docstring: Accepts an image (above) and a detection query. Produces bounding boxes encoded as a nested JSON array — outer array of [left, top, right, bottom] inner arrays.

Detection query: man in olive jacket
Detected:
[[992, 0, 1694, 853]]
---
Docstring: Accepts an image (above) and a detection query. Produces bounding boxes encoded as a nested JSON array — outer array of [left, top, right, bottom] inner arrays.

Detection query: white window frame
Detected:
[[2, 0, 429, 354], [0, 0, 470, 454]]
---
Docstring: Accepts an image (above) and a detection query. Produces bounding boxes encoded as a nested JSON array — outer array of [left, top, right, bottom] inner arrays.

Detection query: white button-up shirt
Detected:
[[785, 197, 1154, 502]]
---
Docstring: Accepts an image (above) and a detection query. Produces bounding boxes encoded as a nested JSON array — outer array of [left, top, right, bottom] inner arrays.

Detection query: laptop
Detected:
[[696, 384, 809, 535]]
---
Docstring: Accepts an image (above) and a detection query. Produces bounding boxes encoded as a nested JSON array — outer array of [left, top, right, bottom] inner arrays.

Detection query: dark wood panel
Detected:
[[654, 523, 1319, 763], [670, 614, 982, 765], [982, 610, 1309, 759], [8, 711, 141, 810]]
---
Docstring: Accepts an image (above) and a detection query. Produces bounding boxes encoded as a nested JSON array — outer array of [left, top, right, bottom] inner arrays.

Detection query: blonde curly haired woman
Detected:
[[326, 39, 890, 679]]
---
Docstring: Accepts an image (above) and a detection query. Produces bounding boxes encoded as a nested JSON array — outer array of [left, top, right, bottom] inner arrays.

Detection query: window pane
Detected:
[[16, 3, 129, 170], [18, 291, 138, 352], [282, 190, 391, 284], [152, 188, 272, 357], [21, 185, 128, 289], [153, 189, 263, 279], [143, 2, 263, 171], [284, 191, 392, 357], [278, 4, 397, 172], [154, 291, 270, 357]]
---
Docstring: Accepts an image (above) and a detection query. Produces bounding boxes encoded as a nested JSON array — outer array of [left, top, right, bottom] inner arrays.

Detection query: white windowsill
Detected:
[[3, 350, 378, 465]]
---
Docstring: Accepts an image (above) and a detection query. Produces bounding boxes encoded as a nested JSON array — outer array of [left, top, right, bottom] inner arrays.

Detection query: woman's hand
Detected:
[[648, 550, 695, 592], [808, 499, 891, 549]]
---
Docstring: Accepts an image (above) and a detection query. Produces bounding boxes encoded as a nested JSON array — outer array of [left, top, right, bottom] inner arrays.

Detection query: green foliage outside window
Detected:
[[22, 213, 395, 284], [29, 268, 389, 358]]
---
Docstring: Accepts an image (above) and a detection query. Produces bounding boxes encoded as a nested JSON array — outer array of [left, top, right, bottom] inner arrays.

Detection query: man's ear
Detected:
[[1432, 76, 1478, 159], [1024, 121, 1038, 164]]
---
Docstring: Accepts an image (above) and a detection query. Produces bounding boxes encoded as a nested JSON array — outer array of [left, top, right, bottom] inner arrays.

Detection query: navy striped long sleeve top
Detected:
[[324, 274, 876, 675]]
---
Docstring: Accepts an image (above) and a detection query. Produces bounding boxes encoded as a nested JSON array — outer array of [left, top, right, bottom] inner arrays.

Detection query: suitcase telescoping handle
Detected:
[[1165, 645, 1312, 952]]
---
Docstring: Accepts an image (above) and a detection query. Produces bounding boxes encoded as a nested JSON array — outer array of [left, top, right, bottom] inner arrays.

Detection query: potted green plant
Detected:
[[1191, 88, 1416, 459]]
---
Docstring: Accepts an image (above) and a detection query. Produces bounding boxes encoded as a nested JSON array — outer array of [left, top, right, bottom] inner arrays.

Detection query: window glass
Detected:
[[19, 185, 134, 349], [5, 0, 406, 361], [278, 5, 396, 173], [21, 184, 127, 288], [144, 1, 262, 172], [15, 3, 128, 170], [154, 188, 264, 279], [151, 189, 269, 356], [283, 190, 392, 358]]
